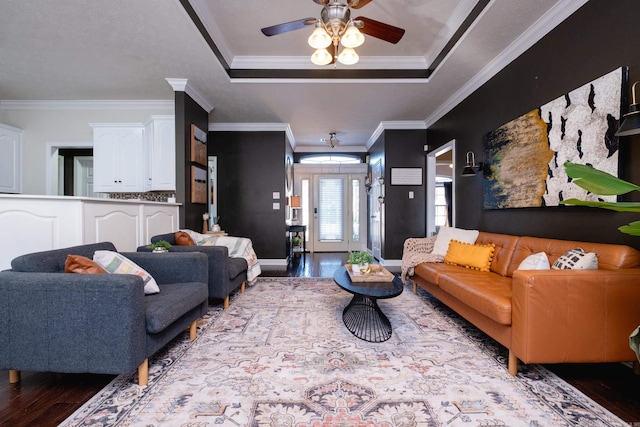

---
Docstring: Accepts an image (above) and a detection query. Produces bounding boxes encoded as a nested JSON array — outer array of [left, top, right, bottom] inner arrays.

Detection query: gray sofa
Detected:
[[0, 242, 208, 386], [138, 232, 248, 309]]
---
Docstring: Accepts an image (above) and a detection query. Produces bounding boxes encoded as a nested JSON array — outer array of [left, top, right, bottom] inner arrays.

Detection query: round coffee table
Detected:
[[333, 266, 403, 342]]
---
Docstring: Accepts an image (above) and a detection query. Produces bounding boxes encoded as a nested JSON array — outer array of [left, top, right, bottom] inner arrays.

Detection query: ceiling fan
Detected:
[[321, 132, 340, 148], [261, 0, 405, 65]]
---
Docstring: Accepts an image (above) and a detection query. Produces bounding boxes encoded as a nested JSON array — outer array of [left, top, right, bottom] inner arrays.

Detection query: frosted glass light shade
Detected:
[[341, 24, 364, 48], [308, 26, 331, 49], [311, 48, 333, 65], [337, 47, 359, 65]]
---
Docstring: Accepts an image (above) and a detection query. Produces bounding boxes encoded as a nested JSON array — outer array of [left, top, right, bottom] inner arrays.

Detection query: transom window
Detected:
[[299, 155, 361, 164]]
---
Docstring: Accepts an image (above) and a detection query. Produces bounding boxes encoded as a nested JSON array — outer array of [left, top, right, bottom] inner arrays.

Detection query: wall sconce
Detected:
[[290, 195, 301, 223], [461, 151, 483, 177], [616, 81, 640, 136], [378, 196, 384, 204]]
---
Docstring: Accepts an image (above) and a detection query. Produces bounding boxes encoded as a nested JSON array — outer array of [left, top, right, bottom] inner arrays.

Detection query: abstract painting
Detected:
[[483, 67, 625, 209]]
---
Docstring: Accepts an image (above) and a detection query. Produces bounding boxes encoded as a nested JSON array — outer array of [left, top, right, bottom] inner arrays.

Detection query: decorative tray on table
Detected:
[[345, 264, 394, 282]]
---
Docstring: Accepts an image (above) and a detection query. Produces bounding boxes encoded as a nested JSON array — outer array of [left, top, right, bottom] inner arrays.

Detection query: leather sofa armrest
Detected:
[[0, 271, 147, 373], [511, 269, 640, 364]]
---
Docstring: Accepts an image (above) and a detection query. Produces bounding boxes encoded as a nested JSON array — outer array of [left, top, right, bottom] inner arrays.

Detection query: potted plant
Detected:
[[146, 240, 172, 253], [211, 216, 221, 232], [561, 161, 640, 363], [347, 250, 374, 273]]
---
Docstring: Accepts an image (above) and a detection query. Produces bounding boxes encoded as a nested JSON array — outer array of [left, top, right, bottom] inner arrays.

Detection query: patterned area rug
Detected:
[[61, 277, 627, 426]]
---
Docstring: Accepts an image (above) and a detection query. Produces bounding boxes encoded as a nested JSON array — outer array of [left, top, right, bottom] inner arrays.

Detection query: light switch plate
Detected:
[[409, 191, 414, 199], [273, 202, 280, 210], [273, 192, 280, 199]]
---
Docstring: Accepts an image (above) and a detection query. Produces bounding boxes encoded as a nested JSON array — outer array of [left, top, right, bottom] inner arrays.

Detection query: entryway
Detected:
[[294, 163, 367, 253]]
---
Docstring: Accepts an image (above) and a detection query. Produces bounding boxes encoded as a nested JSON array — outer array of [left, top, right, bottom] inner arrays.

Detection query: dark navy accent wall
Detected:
[[427, 0, 640, 249], [175, 92, 209, 231], [369, 129, 427, 259], [211, 131, 288, 259]]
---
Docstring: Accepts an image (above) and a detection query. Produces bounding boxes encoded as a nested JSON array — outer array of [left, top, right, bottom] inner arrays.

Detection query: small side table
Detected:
[[288, 224, 306, 261]]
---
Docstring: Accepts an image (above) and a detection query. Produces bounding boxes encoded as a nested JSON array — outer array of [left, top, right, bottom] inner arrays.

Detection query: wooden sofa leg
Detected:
[[138, 359, 149, 387], [223, 295, 230, 309], [508, 351, 518, 376], [189, 320, 197, 341], [633, 361, 640, 375], [241, 281, 246, 293], [412, 282, 417, 294], [9, 370, 20, 384]]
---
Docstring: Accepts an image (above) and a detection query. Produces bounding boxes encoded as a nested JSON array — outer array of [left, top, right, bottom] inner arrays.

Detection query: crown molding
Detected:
[[0, 99, 173, 110], [424, 0, 589, 128], [165, 78, 215, 113], [367, 120, 427, 148]]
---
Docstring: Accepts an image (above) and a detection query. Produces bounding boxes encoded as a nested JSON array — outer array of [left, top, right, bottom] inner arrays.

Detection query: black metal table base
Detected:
[[342, 294, 392, 343]]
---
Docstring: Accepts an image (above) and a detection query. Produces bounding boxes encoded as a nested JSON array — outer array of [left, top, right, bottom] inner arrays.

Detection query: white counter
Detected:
[[0, 194, 180, 270]]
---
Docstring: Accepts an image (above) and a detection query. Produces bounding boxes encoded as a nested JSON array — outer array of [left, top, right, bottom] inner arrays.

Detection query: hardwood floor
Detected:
[[2, 252, 639, 426]]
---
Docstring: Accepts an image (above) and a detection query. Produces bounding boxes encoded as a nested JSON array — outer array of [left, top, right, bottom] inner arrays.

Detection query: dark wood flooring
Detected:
[[2, 252, 639, 426]]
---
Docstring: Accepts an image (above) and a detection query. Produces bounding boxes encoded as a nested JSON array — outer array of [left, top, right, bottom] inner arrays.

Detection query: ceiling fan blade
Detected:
[[356, 16, 405, 44], [350, 0, 374, 9], [261, 18, 317, 36]]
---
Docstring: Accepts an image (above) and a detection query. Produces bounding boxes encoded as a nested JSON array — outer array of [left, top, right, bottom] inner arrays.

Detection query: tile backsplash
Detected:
[[109, 192, 175, 202]]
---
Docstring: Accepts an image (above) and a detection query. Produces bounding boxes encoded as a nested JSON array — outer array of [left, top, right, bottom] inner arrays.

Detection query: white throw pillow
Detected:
[[93, 251, 160, 294], [516, 252, 550, 270], [431, 226, 479, 256], [551, 248, 598, 270]]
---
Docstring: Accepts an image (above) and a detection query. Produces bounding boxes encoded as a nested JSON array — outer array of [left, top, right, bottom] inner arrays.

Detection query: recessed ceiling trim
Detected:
[[0, 100, 174, 110], [424, 0, 590, 128], [181, 0, 491, 81], [231, 55, 429, 70]]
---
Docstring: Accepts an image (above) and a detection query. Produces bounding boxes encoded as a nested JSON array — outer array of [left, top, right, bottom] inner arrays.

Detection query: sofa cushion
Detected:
[[432, 226, 479, 256], [508, 236, 640, 274], [93, 251, 160, 295], [552, 248, 598, 270], [444, 240, 495, 272], [438, 270, 513, 326], [64, 255, 107, 274], [476, 232, 520, 277], [175, 231, 196, 246], [516, 252, 550, 270], [413, 262, 466, 287], [144, 282, 208, 334]]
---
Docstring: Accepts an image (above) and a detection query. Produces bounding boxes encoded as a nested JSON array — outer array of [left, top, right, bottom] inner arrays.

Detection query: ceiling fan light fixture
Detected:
[[337, 47, 359, 65], [308, 24, 332, 49], [311, 48, 333, 65], [341, 22, 364, 48]]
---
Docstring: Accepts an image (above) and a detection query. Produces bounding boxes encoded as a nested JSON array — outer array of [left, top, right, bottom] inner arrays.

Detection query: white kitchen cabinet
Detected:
[[144, 115, 175, 191], [91, 124, 145, 193], [0, 123, 22, 194]]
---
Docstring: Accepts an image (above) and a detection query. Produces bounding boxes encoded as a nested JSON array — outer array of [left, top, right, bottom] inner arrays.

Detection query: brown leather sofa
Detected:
[[408, 231, 640, 375]]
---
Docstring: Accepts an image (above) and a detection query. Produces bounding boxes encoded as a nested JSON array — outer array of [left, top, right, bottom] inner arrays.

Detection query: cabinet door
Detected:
[[145, 116, 175, 191], [0, 124, 22, 194], [92, 126, 144, 193]]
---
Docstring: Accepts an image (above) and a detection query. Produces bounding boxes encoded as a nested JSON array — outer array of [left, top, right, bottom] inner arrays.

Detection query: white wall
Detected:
[[0, 102, 173, 195]]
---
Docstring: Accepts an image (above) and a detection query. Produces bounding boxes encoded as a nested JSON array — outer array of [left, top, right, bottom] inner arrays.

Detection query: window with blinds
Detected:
[[318, 177, 344, 241]]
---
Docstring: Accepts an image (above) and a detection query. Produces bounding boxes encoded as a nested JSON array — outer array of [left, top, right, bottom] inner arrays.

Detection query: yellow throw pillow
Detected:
[[444, 240, 495, 272]]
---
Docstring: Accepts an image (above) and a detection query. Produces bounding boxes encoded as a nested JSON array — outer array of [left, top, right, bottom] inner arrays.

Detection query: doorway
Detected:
[[426, 140, 455, 236], [58, 148, 96, 197], [295, 163, 367, 253]]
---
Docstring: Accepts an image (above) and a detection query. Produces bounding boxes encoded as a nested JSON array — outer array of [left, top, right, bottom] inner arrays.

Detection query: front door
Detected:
[[313, 175, 348, 252]]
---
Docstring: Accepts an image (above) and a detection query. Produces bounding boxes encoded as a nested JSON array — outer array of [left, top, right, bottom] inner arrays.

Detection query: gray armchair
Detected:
[[0, 242, 209, 386], [138, 233, 248, 309]]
